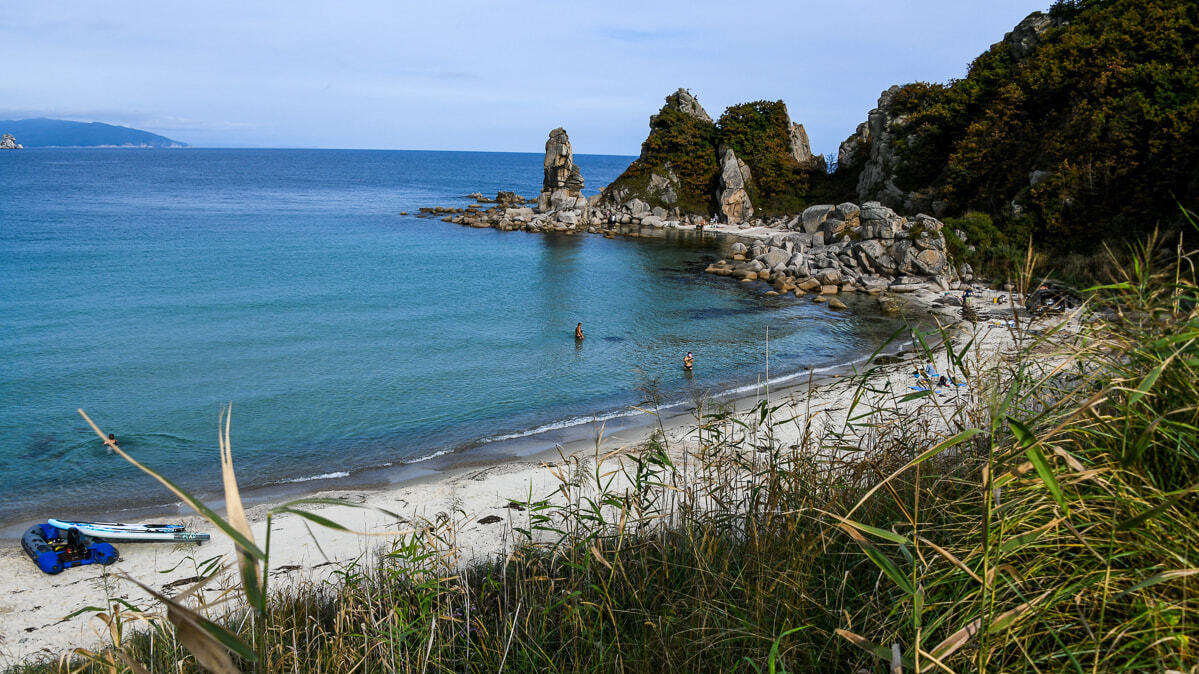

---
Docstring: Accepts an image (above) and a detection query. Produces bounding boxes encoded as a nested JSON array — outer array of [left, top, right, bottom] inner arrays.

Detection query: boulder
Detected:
[[859, 275, 891, 293], [759, 247, 791, 269], [816, 269, 842, 285], [828, 298, 848, 310], [505, 207, 534, 221], [821, 218, 848, 244], [797, 278, 822, 291], [640, 215, 664, 228], [627, 198, 651, 217], [820, 284, 840, 295], [801, 204, 836, 234], [913, 249, 948, 275], [730, 242, 748, 255], [813, 295, 829, 304], [854, 239, 897, 275]]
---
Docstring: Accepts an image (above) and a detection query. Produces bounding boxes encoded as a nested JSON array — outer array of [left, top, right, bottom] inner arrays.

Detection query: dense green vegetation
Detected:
[[866, 0, 1199, 252], [604, 98, 822, 215], [716, 101, 814, 214], [10, 234, 1198, 673]]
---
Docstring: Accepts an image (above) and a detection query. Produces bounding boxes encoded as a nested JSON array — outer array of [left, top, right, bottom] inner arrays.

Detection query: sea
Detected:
[[0, 149, 906, 527]]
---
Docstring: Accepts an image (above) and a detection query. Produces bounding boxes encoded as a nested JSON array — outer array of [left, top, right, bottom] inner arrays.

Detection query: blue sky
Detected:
[[2, 1, 1048, 155]]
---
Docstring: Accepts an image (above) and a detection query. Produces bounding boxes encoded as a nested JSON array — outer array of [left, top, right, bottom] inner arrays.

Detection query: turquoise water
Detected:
[[0, 149, 902, 524]]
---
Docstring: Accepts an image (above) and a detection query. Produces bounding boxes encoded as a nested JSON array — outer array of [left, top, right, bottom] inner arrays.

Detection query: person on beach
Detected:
[[684, 352, 694, 371], [575, 322, 584, 340]]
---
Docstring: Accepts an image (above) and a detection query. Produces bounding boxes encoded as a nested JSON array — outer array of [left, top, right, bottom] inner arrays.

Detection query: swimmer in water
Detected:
[[575, 322, 584, 340], [683, 352, 694, 370]]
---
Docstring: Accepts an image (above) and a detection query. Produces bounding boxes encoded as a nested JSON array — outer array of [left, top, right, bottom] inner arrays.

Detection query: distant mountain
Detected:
[[0, 118, 186, 148]]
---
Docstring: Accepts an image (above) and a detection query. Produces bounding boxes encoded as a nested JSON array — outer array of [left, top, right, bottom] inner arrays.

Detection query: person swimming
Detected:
[[575, 322, 584, 340], [683, 352, 694, 370]]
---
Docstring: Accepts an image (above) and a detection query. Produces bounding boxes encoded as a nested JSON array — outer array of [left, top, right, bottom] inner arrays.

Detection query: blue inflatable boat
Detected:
[[22, 523, 119, 574]]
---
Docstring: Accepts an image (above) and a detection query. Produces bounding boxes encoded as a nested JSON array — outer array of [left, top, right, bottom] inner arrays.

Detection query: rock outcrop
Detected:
[[785, 112, 826, 171], [716, 147, 754, 223], [663, 87, 712, 125], [839, 85, 908, 209], [999, 11, 1058, 61], [0, 133, 21, 149], [537, 128, 586, 213]]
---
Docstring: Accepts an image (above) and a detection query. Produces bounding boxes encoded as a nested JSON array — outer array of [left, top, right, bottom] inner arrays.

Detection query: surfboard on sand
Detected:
[[47, 518, 210, 543]]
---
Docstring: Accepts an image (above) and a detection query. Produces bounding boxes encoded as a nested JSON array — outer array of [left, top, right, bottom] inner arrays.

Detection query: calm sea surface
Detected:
[[0, 149, 903, 524]]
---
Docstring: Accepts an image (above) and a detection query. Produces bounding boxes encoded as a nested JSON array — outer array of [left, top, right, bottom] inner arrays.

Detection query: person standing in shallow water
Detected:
[[683, 352, 694, 371], [575, 322, 584, 340]]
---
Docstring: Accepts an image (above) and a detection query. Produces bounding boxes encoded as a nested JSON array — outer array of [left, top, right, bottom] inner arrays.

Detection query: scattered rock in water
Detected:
[[813, 295, 829, 304], [828, 297, 848, 310]]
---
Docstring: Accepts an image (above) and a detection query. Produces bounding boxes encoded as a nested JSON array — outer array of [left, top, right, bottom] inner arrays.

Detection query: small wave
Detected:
[[278, 471, 350, 484], [402, 448, 454, 464], [478, 407, 642, 445]]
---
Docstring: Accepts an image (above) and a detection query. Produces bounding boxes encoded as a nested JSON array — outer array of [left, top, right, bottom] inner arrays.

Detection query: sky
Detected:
[[2, 1, 1049, 156]]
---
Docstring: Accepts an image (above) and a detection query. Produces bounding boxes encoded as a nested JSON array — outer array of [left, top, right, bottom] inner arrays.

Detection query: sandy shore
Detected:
[[0, 285, 1039, 666]]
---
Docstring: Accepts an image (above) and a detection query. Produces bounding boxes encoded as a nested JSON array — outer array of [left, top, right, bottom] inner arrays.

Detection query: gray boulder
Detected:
[[854, 240, 897, 275], [758, 247, 791, 269], [817, 269, 843, 285], [801, 204, 836, 234], [913, 249, 948, 275]]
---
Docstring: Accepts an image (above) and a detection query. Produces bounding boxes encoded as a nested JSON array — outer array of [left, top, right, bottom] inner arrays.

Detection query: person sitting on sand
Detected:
[[684, 352, 694, 370], [575, 322, 584, 340]]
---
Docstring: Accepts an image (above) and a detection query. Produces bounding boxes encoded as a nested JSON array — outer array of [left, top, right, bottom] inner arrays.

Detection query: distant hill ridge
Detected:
[[0, 118, 186, 148]]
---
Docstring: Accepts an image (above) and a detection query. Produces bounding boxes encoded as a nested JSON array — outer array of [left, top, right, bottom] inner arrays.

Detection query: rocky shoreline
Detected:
[[417, 122, 983, 321]]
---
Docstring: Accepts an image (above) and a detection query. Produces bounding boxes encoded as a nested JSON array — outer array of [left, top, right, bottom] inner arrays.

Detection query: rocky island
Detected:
[[0, 133, 21, 149]]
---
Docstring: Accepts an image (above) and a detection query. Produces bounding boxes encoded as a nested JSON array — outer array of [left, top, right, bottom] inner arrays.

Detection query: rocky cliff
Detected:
[[601, 89, 825, 223], [835, 0, 1199, 250]]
